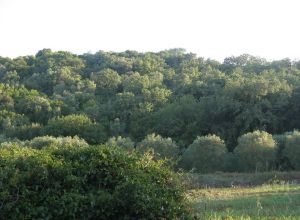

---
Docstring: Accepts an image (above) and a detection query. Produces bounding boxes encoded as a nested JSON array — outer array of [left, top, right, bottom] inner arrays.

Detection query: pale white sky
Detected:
[[0, 0, 299, 61]]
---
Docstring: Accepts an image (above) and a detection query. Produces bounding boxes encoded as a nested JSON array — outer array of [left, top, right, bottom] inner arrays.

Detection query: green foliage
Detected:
[[181, 135, 227, 173], [0, 133, 10, 143], [91, 68, 121, 99], [273, 131, 295, 170], [223, 152, 239, 172], [5, 123, 42, 140], [2, 49, 300, 172], [137, 133, 180, 160], [122, 72, 150, 94], [43, 114, 106, 144], [44, 114, 93, 136], [14, 95, 53, 123], [142, 95, 202, 145], [142, 87, 172, 108], [234, 130, 277, 172], [282, 130, 300, 170], [0, 110, 29, 132], [0, 144, 190, 219], [28, 135, 89, 149], [106, 136, 135, 151]]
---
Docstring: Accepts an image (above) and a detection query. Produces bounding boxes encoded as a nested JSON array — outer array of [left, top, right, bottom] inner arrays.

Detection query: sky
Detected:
[[0, 0, 299, 61]]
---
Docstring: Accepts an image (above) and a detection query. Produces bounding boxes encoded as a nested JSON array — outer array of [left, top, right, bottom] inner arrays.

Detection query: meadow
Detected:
[[188, 183, 300, 219]]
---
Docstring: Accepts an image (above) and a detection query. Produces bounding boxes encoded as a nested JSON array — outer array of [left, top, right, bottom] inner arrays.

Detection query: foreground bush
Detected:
[[0, 144, 190, 219], [234, 130, 276, 172], [180, 134, 227, 173]]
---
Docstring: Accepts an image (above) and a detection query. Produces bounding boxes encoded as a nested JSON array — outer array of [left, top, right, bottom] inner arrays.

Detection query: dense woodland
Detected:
[[1, 48, 300, 172]]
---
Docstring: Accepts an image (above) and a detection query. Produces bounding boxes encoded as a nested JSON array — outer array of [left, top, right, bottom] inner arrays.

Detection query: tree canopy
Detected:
[[2, 49, 300, 172]]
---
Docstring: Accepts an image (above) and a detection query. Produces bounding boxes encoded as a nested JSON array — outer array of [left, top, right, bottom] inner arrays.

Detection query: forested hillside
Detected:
[[1, 48, 300, 172]]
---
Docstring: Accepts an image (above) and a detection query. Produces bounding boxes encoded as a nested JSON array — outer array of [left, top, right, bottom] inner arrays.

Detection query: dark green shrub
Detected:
[[273, 131, 295, 170], [137, 133, 180, 160], [282, 130, 300, 170], [106, 136, 135, 151], [0, 144, 190, 219], [234, 130, 277, 172], [180, 134, 227, 173], [5, 123, 42, 140], [28, 135, 89, 149], [223, 152, 239, 172], [43, 114, 106, 144]]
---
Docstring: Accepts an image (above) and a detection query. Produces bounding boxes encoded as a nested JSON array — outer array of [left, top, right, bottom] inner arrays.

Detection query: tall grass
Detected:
[[183, 171, 300, 189], [189, 184, 300, 219]]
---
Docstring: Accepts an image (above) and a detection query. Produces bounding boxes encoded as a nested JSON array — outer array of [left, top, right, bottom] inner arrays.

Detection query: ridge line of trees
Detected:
[[2, 49, 300, 172]]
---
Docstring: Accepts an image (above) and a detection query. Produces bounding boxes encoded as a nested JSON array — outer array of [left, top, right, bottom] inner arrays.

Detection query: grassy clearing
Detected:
[[188, 184, 300, 219], [183, 171, 300, 189]]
